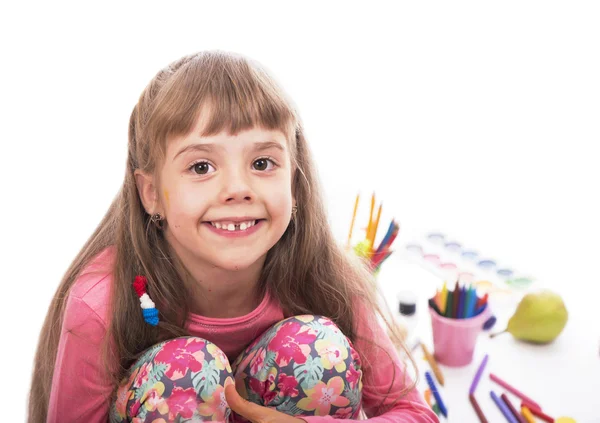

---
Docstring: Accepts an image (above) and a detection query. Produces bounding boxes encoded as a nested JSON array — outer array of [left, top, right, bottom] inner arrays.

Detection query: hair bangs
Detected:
[[144, 52, 297, 164]]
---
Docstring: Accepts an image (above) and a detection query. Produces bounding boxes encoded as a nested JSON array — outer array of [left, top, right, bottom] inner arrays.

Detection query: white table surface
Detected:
[[375, 253, 600, 423]]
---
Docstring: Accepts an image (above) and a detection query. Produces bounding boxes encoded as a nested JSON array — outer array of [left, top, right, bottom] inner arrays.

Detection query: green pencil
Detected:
[[445, 289, 454, 318]]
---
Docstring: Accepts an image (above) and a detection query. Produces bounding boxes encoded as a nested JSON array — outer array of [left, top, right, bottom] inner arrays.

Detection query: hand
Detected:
[[224, 383, 305, 423]]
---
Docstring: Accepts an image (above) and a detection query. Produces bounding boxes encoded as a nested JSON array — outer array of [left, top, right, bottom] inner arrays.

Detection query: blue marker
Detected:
[[425, 371, 448, 418]]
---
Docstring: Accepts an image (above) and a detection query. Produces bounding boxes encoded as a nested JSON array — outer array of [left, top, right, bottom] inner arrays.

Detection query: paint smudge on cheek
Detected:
[[163, 189, 170, 209]]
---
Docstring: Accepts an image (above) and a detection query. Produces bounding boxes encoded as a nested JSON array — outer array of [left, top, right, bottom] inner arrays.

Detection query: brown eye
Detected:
[[253, 158, 275, 171], [190, 161, 214, 175]]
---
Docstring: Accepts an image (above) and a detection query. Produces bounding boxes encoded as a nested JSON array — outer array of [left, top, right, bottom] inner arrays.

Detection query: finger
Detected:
[[225, 383, 266, 422]]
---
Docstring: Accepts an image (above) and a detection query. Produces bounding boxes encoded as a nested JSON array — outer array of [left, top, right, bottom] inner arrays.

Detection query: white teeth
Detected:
[[210, 220, 258, 231]]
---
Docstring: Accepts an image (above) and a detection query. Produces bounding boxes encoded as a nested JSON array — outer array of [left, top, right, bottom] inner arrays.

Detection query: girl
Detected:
[[28, 51, 437, 423]]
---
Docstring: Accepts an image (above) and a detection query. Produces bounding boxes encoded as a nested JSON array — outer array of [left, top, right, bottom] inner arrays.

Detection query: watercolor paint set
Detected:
[[400, 231, 537, 293]]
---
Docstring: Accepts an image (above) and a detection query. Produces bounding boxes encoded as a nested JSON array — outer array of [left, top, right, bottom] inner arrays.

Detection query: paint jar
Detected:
[[396, 291, 418, 344]]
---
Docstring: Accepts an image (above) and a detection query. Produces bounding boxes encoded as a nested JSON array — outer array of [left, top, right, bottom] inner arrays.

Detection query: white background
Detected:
[[2, 1, 599, 421]]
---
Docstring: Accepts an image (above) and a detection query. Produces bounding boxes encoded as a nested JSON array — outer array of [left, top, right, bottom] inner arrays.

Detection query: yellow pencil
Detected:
[[440, 281, 448, 314], [521, 406, 536, 423], [370, 203, 382, 248], [420, 343, 445, 386], [347, 193, 360, 247]]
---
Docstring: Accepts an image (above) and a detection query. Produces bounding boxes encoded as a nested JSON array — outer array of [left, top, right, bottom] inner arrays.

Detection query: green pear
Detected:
[[490, 290, 568, 343]]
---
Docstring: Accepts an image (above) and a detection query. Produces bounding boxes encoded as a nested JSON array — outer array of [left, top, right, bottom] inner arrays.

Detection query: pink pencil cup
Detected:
[[429, 306, 491, 367]]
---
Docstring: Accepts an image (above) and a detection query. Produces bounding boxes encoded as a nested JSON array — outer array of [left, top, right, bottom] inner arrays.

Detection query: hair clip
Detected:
[[133, 275, 159, 326]]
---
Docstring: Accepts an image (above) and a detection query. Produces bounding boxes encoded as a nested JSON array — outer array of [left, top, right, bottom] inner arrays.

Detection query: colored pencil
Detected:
[[421, 343, 445, 386], [520, 400, 542, 413], [490, 374, 540, 409], [429, 298, 443, 316], [347, 193, 360, 247], [440, 281, 448, 314], [445, 289, 454, 318], [467, 285, 477, 317], [366, 192, 375, 243], [520, 406, 536, 423], [425, 371, 447, 418], [462, 286, 470, 318], [424, 389, 432, 408], [372, 250, 393, 271], [457, 286, 466, 318], [375, 219, 395, 254], [384, 223, 400, 250], [452, 284, 460, 318], [469, 354, 489, 394], [433, 289, 442, 310], [477, 293, 488, 309], [490, 391, 519, 423], [501, 394, 527, 423], [528, 406, 555, 423], [469, 394, 488, 423], [370, 203, 382, 248]]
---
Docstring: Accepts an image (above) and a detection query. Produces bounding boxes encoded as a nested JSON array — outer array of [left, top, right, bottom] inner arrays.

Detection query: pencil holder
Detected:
[[429, 306, 491, 367]]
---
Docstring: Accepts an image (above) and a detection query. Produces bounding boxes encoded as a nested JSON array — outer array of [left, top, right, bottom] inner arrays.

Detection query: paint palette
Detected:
[[401, 231, 535, 293]]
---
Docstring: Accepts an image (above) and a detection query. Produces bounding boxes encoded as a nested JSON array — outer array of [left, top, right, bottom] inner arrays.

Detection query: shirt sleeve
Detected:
[[300, 301, 439, 423], [47, 293, 114, 423]]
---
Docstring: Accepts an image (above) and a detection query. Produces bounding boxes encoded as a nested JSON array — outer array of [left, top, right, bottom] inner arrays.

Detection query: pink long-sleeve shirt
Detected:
[[47, 247, 438, 423]]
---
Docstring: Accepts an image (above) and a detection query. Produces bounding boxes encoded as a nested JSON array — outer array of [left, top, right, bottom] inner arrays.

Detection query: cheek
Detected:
[[263, 184, 293, 218], [166, 185, 209, 222]]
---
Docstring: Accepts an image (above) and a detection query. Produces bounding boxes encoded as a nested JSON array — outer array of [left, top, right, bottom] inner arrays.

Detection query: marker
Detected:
[[425, 371, 448, 418], [490, 391, 519, 423], [469, 354, 489, 394]]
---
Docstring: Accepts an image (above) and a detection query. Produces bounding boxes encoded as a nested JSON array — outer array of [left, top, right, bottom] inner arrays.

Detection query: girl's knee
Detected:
[[136, 336, 232, 373], [279, 315, 361, 366], [112, 336, 233, 422], [235, 315, 363, 414]]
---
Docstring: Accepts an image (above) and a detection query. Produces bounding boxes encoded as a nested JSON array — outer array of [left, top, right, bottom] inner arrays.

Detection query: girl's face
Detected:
[[151, 118, 295, 273]]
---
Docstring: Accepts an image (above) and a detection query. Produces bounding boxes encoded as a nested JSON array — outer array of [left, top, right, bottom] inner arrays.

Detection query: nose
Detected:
[[220, 167, 254, 204]]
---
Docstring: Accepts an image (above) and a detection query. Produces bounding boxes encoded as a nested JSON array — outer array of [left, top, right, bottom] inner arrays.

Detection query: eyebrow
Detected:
[[173, 141, 285, 162]]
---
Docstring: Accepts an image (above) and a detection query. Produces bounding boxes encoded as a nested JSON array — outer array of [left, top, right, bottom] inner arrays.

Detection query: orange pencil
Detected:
[[366, 192, 375, 244], [424, 389, 432, 407], [347, 193, 360, 247], [520, 406, 536, 423], [420, 343, 445, 386]]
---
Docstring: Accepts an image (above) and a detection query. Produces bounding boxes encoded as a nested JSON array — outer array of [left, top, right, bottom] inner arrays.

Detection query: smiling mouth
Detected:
[[204, 219, 266, 232]]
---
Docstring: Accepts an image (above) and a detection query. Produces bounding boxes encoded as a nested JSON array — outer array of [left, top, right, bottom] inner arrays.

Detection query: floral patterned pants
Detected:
[[110, 315, 363, 422]]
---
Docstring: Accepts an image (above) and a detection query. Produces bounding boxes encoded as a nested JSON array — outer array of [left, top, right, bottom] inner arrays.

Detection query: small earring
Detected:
[[151, 212, 165, 229], [291, 205, 298, 220]]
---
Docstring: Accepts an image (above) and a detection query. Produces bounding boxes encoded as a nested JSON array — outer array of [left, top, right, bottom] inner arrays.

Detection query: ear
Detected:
[[134, 169, 160, 214]]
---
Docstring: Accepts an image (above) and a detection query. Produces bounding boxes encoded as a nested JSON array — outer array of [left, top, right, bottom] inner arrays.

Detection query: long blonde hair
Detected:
[[28, 50, 416, 422]]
